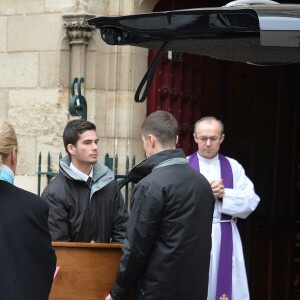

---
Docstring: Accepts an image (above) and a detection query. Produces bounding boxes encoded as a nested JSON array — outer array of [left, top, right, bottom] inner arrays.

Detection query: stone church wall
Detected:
[[0, 0, 157, 193]]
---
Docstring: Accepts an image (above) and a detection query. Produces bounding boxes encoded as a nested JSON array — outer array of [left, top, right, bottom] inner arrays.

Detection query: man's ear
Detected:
[[193, 133, 198, 143], [67, 144, 76, 155], [176, 135, 179, 145], [220, 134, 225, 144], [148, 134, 155, 148]]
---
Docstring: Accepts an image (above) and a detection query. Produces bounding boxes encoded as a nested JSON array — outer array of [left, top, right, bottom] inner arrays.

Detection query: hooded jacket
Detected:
[[41, 156, 128, 243], [110, 149, 215, 300]]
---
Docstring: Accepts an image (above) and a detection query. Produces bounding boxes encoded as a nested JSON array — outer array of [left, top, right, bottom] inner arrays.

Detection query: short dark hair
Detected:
[[141, 110, 178, 147], [63, 119, 96, 154]]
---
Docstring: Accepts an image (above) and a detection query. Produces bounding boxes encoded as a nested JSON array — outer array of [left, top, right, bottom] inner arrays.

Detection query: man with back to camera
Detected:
[[105, 110, 215, 300], [188, 116, 260, 300], [41, 119, 128, 243]]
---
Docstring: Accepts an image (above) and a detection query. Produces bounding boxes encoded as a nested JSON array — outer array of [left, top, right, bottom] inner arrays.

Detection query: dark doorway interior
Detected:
[[199, 59, 300, 300]]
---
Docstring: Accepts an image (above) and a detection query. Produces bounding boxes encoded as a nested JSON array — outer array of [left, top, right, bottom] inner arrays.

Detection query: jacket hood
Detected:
[[59, 155, 115, 194], [128, 148, 186, 184]]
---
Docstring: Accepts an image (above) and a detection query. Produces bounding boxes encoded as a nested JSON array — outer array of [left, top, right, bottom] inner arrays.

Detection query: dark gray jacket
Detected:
[[41, 156, 128, 243], [110, 149, 215, 300]]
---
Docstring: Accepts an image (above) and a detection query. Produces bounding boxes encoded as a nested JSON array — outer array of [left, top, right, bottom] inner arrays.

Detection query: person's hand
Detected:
[[104, 294, 114, 300], [209, 179, 225, 198]]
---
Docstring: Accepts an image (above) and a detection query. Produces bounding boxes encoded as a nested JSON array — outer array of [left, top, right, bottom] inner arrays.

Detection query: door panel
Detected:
[[147, 51, 203, 154]]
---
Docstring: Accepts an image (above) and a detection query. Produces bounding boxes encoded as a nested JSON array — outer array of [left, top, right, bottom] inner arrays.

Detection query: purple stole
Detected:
[[188, 152, 233, 300]]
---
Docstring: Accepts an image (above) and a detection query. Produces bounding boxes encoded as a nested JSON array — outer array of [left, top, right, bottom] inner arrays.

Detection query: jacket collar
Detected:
[[59, 155, 112, 182], [128, 148, 186, 184]]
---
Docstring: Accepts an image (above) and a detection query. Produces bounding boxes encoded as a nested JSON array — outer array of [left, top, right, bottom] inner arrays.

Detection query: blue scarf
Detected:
[[0, 164, 14, 184]]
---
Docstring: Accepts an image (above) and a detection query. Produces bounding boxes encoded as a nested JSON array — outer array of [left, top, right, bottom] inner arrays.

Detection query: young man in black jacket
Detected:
[[42, 119, 128, 243], [105, 110, 215, 300]]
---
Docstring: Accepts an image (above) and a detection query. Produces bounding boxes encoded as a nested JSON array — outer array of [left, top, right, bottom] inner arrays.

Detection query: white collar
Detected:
[[197, 152, 219, 164], [70, 162, 93, 181]]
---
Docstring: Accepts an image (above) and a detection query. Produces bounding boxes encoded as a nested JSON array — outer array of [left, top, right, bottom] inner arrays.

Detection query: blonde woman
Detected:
[[0, 120, 56, 300]]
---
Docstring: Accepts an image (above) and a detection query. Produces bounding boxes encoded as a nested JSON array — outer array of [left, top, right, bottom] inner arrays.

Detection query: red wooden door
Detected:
[[147, 51, 203, 155]]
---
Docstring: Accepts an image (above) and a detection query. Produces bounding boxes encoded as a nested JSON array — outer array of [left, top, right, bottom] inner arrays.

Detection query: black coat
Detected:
[[41, 156, 128, 243], [0, 180, 56, 300], [110, 149, 215, 300]]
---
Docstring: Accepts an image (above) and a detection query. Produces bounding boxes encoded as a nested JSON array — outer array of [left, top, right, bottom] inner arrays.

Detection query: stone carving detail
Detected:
[[63, 14, 96, 44]]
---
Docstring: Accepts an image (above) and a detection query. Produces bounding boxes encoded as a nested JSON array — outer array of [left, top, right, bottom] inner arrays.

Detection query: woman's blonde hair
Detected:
[[0, 120, 18, 165]]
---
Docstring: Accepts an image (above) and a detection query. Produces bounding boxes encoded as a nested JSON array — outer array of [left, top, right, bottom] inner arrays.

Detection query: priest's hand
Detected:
[[210, 179, 225, 198]]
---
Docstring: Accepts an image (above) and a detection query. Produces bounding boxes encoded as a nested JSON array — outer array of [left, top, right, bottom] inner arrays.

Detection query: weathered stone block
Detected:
[[0, 0, 43, 15], [39, 52, 60, 88], [88, 0, 110, 15], [0, 17, 7, 52], [45, 0, 74, 13], [7, 15, 64, 51], [14, 175, 38, 195], [0, 53, 38, 88], [115, 91, 131, 138], [118, 53, 133, 91], [16, 135, 37, 176], [0, 89, 8, 118]]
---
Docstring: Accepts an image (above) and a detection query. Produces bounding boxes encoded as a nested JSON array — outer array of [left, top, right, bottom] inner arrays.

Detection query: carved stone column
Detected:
[[63, 14, 96, 80]]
